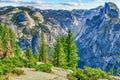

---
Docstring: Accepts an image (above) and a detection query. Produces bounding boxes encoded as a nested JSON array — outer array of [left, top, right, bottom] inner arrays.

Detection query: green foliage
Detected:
[[11, 68, 24, 75], [0, 23, 19, 59], [0, 23, 52, 76], [25, 47, 34, 60], [39, 31, 48, 63], [33, 53, 39, 61], [2, 57, 25, 67], [35, 63, 52, 73], [0, 57, 37, 76], [0, 45, 52, 76], [65, 30, 79, 68], [0, 60, 12, 75], [52, 38, 65, 67], [52, 30, 79, 70], [67, 67, 109, 80], [14, 45, 21, 58], [9, 28, 16, 52], [24, 60, 36, 68]]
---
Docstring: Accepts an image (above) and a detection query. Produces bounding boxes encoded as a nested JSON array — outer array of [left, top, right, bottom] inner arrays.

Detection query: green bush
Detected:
[[67, 67, 109, 80], [35, 63, 52, 73], [0, 70, 4, 76], [0, 56, 51, 76], [11, 69, 24, 75], [67, 73, 77, 80], [24, 61, 36, 68], [2, 57, 24, 67], [0, 57, 35, 76], [0, 63, 11, 75]]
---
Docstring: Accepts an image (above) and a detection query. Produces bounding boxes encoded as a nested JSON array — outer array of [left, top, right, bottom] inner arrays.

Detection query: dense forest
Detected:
[[0, 23, 118, 80]]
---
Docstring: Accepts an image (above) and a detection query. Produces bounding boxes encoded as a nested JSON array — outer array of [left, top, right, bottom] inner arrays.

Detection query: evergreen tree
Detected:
[[9, 28, 16, 53], [15, 45, 21, 57], [39, 31, 48, 63], [60, 36, 67, 53], [33, 53, 39, 61], [0, 36, 3, 57], [25, 47, 33, 60], [0, 24, 12, 58], [65, 30, 79, 69], [0, 24, 20, 59], [52, 38, 65, 67], [52, 30, 79, 69]]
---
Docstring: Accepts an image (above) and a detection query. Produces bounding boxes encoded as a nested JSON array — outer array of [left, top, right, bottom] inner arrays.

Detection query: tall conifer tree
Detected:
[[39, 31, 48, 63], [9, 28, 16, 53], [52, 38, 65, 67], [66, 30, 79, 68]]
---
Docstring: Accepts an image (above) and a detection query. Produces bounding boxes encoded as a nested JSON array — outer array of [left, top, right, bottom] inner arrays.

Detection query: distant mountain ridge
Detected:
[[0, 2, 120, 72]]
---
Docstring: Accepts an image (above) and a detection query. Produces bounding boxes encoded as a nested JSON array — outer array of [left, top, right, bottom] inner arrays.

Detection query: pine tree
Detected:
[[65, 30, 79, 69], [0, 36, 3, 57], [9, 28, 16, 53], [1, 24, 12, 58], [60, 36, 67, 54], [15, 45, 21, 57], [0, 24, 19, 59], [25, 47, 33, 60], [52, 38, 65, 67], [39, 31, 48, 63]]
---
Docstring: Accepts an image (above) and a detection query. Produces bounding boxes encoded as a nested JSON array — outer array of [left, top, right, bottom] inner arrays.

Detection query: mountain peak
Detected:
[[104, 2, 119, 18]]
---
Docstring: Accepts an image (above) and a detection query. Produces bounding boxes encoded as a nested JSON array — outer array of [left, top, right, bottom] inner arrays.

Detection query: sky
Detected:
[[0, 0, 120, 10]]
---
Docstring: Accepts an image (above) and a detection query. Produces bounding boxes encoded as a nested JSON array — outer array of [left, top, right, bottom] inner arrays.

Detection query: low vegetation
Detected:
[[11, 68, 24, 75], [35, 63, 52, 73], [0, 56, 52, 77], [67, 67, 109, 80]]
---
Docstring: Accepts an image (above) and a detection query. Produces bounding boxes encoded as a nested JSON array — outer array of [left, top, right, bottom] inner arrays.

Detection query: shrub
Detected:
[[24, 61, 36, 68], [0, 57, 27, 76], [0, 70, 4, 76], [11, 69, 24, 75], [67, 67, 109, 80], [35, 63, 52, 73], [0, 63, 11, 75], [67, 73, 77, 80]]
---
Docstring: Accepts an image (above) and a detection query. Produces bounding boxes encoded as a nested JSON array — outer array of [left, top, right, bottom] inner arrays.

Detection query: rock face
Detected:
[[75, 2, 120, 71], [0, 2, 120, 71]]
